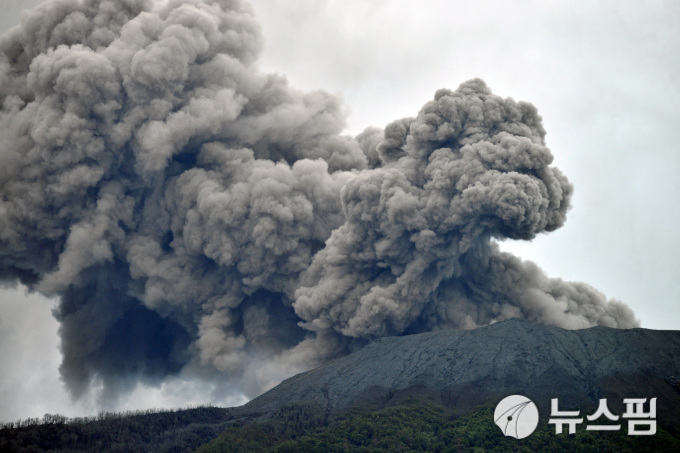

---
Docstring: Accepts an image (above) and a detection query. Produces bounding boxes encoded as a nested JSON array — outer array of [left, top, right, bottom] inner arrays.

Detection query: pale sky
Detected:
[[1, 0, 678, 423]]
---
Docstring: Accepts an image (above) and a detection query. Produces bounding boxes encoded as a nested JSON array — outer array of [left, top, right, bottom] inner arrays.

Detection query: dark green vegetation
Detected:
[[0, 406, 234, 453], [3, 401, 680, 452], [197, 403, 680, 453]]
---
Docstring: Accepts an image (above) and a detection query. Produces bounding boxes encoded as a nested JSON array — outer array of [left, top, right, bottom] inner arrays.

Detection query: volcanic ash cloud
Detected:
[[0, 0, 638, 402]]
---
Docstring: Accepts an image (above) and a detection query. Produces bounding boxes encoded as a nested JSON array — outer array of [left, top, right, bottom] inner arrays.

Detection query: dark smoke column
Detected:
[[295, 79, 638, 337], [0, 0, 637, 404], [0, 0, 366, 400]]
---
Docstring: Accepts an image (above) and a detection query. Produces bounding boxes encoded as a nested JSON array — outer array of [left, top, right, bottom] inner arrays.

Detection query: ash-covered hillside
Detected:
[[244, 318, 680, 425], [3, 318, 679, 452]]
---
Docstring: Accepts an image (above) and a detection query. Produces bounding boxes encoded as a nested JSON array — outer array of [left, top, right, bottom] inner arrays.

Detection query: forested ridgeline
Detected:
[[0, 405, 238, 453], [197, 403, 680, 453], [4, 401, 680, 452]]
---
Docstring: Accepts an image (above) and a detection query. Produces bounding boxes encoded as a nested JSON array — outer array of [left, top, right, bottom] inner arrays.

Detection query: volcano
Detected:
[[243, 318, 680, 426], [3, 318, 680, 451]]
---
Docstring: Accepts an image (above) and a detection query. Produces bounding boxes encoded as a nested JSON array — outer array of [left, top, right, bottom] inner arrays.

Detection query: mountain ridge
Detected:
[[4, 318, 680, 452], [242, 318, 680, 426]]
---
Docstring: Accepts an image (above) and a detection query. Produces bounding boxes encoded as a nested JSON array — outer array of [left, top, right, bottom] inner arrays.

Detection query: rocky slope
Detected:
[[243, 318, 680, 426], [5, 318, 680, 452]]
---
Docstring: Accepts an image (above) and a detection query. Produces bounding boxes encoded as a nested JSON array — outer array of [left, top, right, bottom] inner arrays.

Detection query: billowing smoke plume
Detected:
[[0, 0, 637, 402]]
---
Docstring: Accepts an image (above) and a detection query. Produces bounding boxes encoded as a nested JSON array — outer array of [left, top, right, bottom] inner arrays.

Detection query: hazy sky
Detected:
[[1, 0, 679, 423]]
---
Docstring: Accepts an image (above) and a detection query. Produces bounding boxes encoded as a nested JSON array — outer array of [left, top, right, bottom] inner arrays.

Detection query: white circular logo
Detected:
[[494, 395, 539, 439]]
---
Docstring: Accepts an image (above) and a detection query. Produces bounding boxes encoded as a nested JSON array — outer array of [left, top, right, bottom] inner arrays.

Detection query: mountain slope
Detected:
[[3, 318, 679, 452], [244, 318, 680, 425]]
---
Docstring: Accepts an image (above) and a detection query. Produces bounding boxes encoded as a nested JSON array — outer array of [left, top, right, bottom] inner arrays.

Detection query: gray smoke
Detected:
[[0, 0, 638, 403]]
